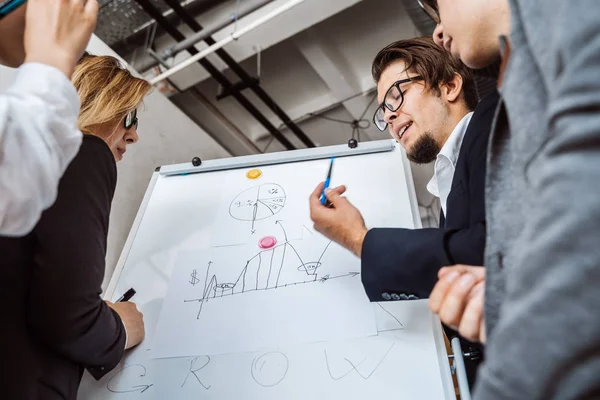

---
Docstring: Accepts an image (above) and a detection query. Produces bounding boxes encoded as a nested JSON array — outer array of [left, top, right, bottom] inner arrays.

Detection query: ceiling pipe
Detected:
[[136, 0, 275, 73], [149, 0, 297, 84], [135, 0, 297, 150], [166, 0, 274, 57], [161, 0, 316, 148]]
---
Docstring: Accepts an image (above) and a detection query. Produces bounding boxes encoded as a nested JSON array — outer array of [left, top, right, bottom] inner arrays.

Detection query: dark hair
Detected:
[[371, 36, 478, 110]]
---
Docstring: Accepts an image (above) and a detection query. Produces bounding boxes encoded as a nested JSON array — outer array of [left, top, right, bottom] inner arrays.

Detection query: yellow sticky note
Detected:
[[246, 169, 262, 179]]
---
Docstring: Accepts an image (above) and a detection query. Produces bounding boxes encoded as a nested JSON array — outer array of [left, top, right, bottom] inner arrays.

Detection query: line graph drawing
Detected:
[[184, 222, 359, 320], [376, 303, 405, 332], [251, 352, 289, 387], [229, 183, 286, 233], [324, 343, 396, 381]]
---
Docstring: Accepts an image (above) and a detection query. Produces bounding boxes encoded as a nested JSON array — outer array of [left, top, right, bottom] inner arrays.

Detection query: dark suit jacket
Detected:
[[0, 135, 126, 400], [361, 91, 499, 301]]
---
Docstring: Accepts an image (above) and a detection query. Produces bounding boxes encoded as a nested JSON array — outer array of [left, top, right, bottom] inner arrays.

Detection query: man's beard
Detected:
[[407, 133, 440, 164]]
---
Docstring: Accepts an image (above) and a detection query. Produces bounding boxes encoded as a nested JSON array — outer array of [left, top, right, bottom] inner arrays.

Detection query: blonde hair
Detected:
[[72, 53, 152, 137]]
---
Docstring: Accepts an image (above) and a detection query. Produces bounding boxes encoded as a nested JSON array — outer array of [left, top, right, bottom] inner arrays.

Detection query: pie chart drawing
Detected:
[[229, 183, 287, 223]]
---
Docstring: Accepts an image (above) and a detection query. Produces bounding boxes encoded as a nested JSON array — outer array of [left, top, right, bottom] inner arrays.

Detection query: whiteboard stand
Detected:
[[451, 337, 472, 400], [96, 140, 463, 400]]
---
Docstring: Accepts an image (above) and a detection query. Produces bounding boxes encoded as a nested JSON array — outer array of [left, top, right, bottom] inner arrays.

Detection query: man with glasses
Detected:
[[420, 0, 600, 398], [310, 36, 498, 384], [0, 0, 98, 236]]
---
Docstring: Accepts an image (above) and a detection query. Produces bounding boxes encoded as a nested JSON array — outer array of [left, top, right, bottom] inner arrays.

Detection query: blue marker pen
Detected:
[[0, 0, 27, 19], [320, 157, 335, 205]]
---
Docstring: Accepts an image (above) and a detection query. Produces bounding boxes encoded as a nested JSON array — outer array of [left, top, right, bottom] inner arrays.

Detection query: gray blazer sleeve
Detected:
[[475, 1, 600, 399]]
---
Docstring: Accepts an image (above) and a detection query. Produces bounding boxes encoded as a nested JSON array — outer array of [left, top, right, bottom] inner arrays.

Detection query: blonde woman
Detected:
[[0, 54, 152, 399]]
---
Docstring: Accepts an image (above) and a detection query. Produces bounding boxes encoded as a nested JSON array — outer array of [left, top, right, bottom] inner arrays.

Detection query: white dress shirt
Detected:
[[0, 63, 82, 236], [427, 112, 473, 216]]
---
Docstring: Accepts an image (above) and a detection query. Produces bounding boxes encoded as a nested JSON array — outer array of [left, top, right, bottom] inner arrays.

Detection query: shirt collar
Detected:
[[426, 111, 474, 199], [437, 111, 473, 168]]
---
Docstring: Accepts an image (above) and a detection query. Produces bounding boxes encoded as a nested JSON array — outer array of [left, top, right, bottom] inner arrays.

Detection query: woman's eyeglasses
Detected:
[[124, 109, 138, 130], [372, 76, 423, 131], [417, 0, 440, 24]]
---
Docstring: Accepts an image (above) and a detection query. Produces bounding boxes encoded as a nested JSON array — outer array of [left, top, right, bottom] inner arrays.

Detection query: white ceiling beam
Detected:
[[294, 27, 375, 139]]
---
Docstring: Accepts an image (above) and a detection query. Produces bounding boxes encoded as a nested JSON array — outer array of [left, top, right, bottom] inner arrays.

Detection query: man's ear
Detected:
[[440, 72, 464, 104]]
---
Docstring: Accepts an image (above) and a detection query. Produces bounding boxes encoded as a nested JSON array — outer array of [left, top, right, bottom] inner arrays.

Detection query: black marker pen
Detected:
[[116, 288, 136, 302]]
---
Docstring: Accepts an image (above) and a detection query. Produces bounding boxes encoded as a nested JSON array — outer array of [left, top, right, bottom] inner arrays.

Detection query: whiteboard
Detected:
[[78, 140, 455, 399]]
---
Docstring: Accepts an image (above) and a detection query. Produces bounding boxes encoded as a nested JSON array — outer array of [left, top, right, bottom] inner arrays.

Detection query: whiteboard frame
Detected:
[[399, 145, 423, 229], [159, 140, 395, 176], [103, 140, 455, 399], [105, 170, 160, 299]]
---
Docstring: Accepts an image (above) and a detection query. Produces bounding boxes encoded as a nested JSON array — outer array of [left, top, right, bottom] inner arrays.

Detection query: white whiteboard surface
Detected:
[[78, 140, 454, 399]]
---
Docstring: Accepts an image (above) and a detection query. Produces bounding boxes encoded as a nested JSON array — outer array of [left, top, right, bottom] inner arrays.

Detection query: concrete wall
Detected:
[[86, 36, 231, 289]]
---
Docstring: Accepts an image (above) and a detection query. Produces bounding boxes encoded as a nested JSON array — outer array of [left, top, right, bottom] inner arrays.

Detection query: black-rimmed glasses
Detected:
[[124, 109, 138, 130], [372, 76, 423, 131], [417, 0, 440, 24]]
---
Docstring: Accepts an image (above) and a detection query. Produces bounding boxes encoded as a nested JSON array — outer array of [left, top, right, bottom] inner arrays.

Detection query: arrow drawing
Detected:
[[107, 364, 154, 394]]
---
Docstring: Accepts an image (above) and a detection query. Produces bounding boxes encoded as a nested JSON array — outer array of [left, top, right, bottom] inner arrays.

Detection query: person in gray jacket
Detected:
[[421, 0, 600, 398]]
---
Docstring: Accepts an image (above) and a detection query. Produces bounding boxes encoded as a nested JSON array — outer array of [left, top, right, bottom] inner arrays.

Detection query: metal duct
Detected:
[[97, 0, 179, 46], [97, 0, 225, 53]]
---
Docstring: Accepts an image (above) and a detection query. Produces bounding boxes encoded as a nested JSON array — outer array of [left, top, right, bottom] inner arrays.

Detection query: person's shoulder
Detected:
[[473, 90, 500, 121], [458, 91, 499, 163], [65, 134, 116, 188], [465, 91, 500, 142], [78, 134, 114, 160], [72, 135, 115, 169]]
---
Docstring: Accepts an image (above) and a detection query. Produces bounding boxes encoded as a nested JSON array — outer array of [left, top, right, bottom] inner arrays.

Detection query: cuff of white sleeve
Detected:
[[12, 63, 80, 116]]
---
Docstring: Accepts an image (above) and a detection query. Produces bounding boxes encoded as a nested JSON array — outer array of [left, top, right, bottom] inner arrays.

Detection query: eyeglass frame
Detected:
[[372, 76, 424, 132], [124, 109, 138, 130], [417, 0, 440, 25]]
